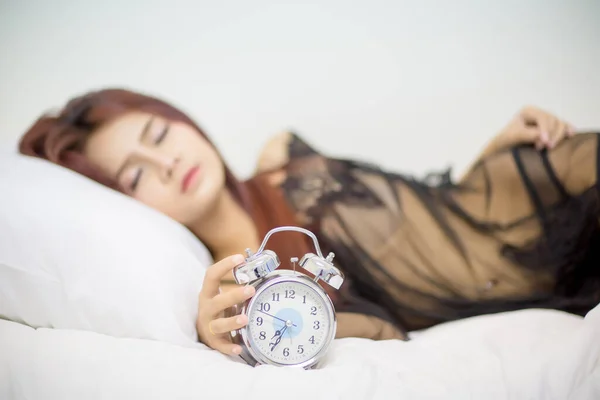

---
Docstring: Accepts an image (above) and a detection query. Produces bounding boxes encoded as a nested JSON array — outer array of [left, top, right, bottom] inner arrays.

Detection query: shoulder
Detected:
[[255, 131, 294, 174], [255, 131, 319, 174]]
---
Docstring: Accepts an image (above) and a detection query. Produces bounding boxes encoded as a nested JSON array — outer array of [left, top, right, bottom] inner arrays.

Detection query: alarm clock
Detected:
[[228, 226, 344, 369]]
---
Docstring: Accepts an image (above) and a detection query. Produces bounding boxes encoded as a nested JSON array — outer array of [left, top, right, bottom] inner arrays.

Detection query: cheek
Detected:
[[134, 184, 208, 226], [196, 140, 224, 171], [133, 186, 188, 223], [202, 147, 227, 188]]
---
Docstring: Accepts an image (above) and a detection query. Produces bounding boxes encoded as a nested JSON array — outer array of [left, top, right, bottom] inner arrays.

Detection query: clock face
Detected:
[[246, 279, 333, 365]]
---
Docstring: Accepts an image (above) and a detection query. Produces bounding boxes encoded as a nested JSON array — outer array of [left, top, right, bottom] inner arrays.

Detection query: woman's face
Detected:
[[83, 111, 226, 225]]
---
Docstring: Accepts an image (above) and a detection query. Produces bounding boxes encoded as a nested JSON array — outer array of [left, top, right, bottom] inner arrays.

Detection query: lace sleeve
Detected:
[[280, 133, 385, 226], [278, 133, 337, 226]]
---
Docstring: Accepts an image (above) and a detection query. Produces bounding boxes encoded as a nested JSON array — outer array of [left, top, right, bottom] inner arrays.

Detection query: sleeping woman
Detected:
[[18, 88, 600, 357]]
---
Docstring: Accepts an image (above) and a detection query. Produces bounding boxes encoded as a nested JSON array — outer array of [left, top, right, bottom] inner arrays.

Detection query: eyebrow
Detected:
[[114, 117, 154, 181]]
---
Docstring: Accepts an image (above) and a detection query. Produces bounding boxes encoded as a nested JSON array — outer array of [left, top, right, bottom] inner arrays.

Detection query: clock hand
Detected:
[[269, 326, 284, 344], [272, 328, 285, 351], [258, 310, 297, 327], [270, 329, 283, 340], [269, 326, 288, 351], [258, 310, 286, 324]]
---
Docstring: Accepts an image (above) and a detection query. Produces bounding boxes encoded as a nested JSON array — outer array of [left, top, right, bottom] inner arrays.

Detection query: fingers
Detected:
[[211, 337, 244, 356], [196, 255, 256, 357], [205, 314, 250, 355], [201, 254, 245, 299], [534, 128, 550, 150], [545, 120, 574, 149], [520, 106, 574, 150], [210, 314, 249, 335], [519, 105, 545, 127], [520, 106, 550, 149], [201, 311, 250, 356], [211, 285, 255, 316], [513, 125, 545, 150], [547, 122, 565, 148]]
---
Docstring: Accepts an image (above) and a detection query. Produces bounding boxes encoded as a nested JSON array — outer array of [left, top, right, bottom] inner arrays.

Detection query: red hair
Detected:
[[18, 88, 329, 296]]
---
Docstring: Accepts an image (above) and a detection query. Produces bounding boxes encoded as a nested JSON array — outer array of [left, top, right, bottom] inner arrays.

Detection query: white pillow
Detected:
[[0, 152, 213, 347]]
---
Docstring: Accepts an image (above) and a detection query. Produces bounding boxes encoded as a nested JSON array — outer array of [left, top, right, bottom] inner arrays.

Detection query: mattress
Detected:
[[1, 305, 599, 400]]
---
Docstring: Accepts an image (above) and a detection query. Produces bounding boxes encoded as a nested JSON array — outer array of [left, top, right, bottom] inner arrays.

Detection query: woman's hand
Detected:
[[196, 254, 256, 356], [492, 106, 575, 153], [459, 106, 575, 183]]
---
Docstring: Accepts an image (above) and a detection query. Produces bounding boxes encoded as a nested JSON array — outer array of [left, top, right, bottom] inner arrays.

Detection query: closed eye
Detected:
[[155, 124, 169, 145], [131, 168, 143, 191]]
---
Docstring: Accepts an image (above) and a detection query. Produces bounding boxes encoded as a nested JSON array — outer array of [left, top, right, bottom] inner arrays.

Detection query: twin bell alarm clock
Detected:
[[228, 226, 344, 369]]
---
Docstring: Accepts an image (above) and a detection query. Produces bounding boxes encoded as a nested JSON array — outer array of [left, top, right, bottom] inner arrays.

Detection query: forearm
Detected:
[[458, 136, 504, 184], [335, 312, 408, 341]]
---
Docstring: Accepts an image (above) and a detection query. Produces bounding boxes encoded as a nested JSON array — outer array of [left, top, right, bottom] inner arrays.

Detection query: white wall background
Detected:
[[1, 0, 599, 179]]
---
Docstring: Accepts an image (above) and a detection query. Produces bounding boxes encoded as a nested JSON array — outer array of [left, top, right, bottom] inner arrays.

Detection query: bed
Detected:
[[1, 153, 598, 400], [2, 307, 599, 399]]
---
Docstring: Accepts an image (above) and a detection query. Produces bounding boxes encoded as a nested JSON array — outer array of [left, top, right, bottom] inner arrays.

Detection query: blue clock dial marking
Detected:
[[273, 308, 303, 339]]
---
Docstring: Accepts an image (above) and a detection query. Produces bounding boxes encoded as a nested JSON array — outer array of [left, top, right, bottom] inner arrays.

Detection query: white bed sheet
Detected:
[[1, 305, 599, 400]]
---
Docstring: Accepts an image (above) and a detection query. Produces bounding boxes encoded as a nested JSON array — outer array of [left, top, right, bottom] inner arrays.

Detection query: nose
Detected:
[[139, 148, 180, 181]]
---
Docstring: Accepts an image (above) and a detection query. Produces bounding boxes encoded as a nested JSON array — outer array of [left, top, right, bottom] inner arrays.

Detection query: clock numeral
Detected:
[[258, 302, 271, 312], [309, 335, 315, 344], [313, 321, 320, 330], [285, 289, 295, 299], [283, 347, 290, 357], [302, 295, 307, 304], [310, 306, 317, 315], [272, 293, 280, 302], [297, 345, 304, 354], [256, 317, 263, 326], [259, 331, 266, 340]]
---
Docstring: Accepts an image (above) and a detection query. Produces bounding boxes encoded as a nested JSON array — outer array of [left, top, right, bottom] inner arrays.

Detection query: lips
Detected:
[[181, 166, 200, 193]]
